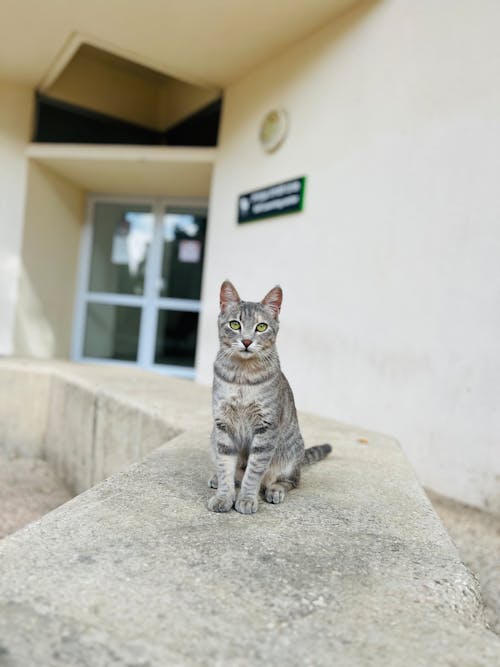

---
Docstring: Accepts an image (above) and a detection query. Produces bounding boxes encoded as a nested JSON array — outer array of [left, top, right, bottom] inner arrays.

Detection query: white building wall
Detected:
[[0, 81, 33, 355], [197, 0, 500, 512], [13, 162, 84, 358]]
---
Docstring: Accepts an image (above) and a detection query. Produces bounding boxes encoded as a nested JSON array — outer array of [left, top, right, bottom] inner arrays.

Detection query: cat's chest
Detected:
[[217, 385, 270, 424]]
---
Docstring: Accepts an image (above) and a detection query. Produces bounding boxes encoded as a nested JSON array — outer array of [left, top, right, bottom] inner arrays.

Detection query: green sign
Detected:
[[238, 176, 306, 224]]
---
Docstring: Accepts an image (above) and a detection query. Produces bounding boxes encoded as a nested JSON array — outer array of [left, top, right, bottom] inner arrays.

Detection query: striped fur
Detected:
[[303, 444, 332, 465], [208, 281, 331, 515]]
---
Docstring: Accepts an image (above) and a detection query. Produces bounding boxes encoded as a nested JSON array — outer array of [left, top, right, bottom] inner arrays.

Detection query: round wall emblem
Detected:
[[259, 109, 288, 153]]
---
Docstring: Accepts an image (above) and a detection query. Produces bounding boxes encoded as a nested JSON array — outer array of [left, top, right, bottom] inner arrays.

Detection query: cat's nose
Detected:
[[242, 339, 253, 348]]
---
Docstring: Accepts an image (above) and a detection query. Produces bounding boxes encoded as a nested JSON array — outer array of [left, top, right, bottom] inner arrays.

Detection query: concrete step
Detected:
[[428, 489, 500, 636], [0, 359, 499, 666]]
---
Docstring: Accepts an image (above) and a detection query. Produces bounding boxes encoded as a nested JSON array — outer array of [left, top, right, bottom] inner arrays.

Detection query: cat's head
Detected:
[[217, 280, 282, 359]]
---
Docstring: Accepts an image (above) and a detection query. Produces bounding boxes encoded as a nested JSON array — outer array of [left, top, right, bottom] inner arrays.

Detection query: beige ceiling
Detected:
[[0, 0, 361, 89], [27, 144, 216, 197]]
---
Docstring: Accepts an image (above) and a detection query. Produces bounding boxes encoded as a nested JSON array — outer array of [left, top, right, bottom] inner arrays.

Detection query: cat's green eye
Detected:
[[256, 323, 268, 332], [229, 320, 241, 330]]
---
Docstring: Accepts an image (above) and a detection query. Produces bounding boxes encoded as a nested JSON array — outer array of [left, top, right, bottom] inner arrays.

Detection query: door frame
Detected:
[[71, 193, 208, 378]]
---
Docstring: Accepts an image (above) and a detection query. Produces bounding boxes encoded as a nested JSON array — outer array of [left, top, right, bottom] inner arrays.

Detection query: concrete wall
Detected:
[[46, 45, 163, 130], [46, 45, 219, 131], [0, 81, 33, 356], [197, 0, 500, 512], [157, 78, 218, 130], [13, 162, 84, 358]]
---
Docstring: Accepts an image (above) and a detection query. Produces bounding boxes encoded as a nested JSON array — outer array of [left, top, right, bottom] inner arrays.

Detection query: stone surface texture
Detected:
[[0, 365, 50, 459], [0, 359, 499, 666], [428, 489, 500, 636], [0, 456, 72, 539]]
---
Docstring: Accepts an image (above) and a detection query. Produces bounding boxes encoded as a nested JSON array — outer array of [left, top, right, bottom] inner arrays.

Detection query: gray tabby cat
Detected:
[[208, 280, 331, 514]]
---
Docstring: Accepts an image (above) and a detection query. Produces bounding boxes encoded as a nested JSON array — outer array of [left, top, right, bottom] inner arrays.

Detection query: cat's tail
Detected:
[[302, 444, 332, 465]]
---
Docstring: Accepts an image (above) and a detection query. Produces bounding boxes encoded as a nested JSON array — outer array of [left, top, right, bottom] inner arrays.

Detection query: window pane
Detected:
[[83, 303, 141, 361], [159, 209, 206, 300], [89, 202, 154, 295], [155, 310, 199, 367]]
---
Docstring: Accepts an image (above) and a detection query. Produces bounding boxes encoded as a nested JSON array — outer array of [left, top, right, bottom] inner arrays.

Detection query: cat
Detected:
[[207, 280, 331, 514]]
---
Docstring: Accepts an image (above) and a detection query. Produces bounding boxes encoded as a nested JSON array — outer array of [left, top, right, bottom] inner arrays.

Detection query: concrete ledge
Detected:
[[0, 360, 499, 665], [0, 363, 50, 458], [0, 359, 211, 493]]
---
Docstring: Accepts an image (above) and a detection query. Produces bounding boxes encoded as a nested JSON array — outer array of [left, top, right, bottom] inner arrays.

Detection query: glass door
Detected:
[[74, 196, 207, 378], [150, 205, 206, 375]]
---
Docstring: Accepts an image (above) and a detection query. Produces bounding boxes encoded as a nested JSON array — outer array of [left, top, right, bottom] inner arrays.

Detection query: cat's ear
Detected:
[[220, 280, 241, 312], [261, 285, 282, 318]]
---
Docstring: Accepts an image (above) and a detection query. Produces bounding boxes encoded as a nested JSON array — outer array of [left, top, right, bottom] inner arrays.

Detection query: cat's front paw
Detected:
[[235, 496, 259, 515], [265, 484, 286, 504], [207, 493, 234, 513]]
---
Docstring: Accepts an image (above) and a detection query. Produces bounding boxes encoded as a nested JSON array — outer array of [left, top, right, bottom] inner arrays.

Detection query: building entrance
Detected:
[[73, 196, 207, 378]]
